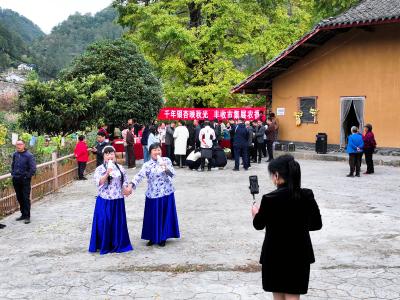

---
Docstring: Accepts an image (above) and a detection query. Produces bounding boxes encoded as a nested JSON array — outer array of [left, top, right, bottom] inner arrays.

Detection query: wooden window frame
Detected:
[[298, 96, 318, 123]]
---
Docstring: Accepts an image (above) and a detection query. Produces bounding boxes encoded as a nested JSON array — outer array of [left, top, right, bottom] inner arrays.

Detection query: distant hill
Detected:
[[0, 8, 45, 71], [0, 8, 44, 43], [31, 6, 124, 79]]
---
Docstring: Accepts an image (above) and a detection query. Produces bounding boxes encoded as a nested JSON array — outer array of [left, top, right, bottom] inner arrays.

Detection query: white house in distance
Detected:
[[17, 63, 33, 71]]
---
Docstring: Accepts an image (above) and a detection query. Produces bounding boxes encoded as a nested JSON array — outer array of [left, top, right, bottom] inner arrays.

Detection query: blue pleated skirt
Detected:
[[141, 192, 180, 244], [89, 196, 133, 255]]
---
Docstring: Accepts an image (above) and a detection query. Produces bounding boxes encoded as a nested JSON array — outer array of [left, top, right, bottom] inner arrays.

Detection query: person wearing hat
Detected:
[[89, 145, 133, 255], [126, 143, 179, 247], [362, 123, 376, 174]]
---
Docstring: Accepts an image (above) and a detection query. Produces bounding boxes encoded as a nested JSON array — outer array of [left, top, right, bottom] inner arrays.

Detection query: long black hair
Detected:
[[268, 154, 301, 200], [149, 125, 157, 135], [149, 142, 161, 153]]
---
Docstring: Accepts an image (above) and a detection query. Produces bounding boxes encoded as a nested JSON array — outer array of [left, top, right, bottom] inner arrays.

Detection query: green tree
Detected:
[[115, 0, 270, 108], [114, 0, 320, 108], [114, 0, 361, 108], [312, 0, 360, 20], [18, 71, 110, 135], [62, 39, 163, 126]]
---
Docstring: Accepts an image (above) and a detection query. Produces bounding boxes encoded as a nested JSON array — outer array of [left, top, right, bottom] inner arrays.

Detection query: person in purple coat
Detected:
[[346, 126, 364, 177], [362, 123, 376, 174]]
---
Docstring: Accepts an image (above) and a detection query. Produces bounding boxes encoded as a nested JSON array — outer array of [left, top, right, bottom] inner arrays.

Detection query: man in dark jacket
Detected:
[[245, 121, 254, 168], [212, 146, 227, 168], [228, 119, 236, 159], [141, 125, 150, 162], [233, 119, 249, 171], [91, 131, 109, 166], [194, 119, 202, 149], [212, 118, 222, 145], [254, 120, 266, 163], [11, 140, 36, 224], [266, 118, 276, 162]]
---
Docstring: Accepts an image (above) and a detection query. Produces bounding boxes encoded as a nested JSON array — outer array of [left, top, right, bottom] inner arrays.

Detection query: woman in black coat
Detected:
[[252, 155, 322, 300]]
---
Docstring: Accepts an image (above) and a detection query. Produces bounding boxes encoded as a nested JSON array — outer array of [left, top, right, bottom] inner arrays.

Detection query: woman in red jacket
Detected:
[[74, 135, 89, 180]]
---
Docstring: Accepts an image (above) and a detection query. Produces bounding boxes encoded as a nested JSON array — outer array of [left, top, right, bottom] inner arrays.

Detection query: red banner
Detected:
[[157, 107, 266, 121]]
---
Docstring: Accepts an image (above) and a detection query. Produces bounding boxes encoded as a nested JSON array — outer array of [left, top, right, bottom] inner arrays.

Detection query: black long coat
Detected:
[[253, 186, 322, 293]]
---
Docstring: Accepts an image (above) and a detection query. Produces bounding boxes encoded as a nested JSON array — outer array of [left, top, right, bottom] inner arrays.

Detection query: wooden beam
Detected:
[[242, 89, 258, 94], [269, 66, 287, 71], [302, 43, 320, 47], [286, 55, 302, 60], [251, 79, 272, 84]]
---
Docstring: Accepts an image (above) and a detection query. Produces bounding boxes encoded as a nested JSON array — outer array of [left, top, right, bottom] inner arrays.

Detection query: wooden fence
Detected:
[[0, 153, 97, 216]]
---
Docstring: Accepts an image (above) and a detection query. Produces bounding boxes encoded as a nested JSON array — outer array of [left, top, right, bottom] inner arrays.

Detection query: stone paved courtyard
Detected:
[[0, 158, 399, 299]]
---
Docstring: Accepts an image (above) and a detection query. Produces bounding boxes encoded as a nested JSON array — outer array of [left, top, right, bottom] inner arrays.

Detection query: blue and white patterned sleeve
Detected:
[[164, 157, 175, 178], [131, 163, 148, 189], [94, 165, 106, 188]]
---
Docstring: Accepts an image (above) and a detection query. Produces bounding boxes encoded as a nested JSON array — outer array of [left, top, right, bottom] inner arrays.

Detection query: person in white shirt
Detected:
[[199, 120, 216, 171], [173, 120, 189, 168], [185, 149, 202, 170], [147, 126, 160, 150]]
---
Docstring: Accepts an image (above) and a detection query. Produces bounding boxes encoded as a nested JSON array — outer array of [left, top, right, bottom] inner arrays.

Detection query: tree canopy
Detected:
[[18, 72, 110, 135], [62, 39, 163, 127], [114, 0, 358, 108]]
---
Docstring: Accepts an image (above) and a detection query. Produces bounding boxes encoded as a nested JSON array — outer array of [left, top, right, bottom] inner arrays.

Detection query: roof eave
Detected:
[[231, 17, 400, 94]]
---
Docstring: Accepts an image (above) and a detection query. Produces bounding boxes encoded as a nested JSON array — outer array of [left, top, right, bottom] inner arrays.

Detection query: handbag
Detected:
[[200, 148, 213, 159]]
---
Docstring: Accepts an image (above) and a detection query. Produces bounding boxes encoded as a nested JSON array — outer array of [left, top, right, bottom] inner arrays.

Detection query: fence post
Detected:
[[52, 152, 58, 191]]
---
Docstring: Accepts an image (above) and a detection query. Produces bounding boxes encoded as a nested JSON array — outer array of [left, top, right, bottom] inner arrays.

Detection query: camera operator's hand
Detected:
[[251, 204, 259, 218]]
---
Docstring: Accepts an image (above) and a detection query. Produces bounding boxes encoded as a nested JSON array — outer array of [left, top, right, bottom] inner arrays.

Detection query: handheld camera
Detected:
[[249, 175, 259, 204]]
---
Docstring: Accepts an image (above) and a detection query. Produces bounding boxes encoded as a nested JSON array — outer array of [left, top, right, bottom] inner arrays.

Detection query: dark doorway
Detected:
[[343, 102, 360, 144]]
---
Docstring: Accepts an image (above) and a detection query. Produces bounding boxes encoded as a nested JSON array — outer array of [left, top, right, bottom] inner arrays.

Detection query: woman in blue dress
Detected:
[[89, 146, 133, 254], [127, 142, 180, 247]]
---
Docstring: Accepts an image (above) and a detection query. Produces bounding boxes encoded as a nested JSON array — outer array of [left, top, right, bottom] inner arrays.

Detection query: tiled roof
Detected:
[[319, 0, 400, 28], [231, 0, 400, 94]]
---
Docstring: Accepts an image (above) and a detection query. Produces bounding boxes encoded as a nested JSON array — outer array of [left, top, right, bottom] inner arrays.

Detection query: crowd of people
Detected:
[[93, 113, 281, 174], [0, 116, 379, 300], [0, 115, 377, 231]]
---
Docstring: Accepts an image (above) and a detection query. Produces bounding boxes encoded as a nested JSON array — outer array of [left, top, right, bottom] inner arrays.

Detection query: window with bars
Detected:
[[299, 97, 317, 123]]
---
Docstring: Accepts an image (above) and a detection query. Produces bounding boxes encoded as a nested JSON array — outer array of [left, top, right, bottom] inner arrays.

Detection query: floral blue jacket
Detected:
[[132, 157, 175, 198]]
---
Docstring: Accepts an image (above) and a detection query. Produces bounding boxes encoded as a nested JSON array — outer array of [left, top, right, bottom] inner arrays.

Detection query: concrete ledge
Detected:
[[275, 150, 400, 167]]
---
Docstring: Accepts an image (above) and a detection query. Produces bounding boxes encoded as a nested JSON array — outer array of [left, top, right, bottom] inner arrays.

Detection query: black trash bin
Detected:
[[316, 133, 327, 154]]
